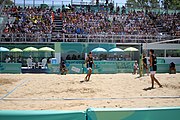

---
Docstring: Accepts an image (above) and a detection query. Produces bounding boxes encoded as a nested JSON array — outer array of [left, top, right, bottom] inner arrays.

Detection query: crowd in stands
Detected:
[[1, 5, 180, 42], [63, 9, 180, 37], [1, 6, 58, 42]]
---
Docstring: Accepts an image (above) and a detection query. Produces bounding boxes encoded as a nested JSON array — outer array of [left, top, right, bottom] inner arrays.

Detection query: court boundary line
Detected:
[[0, 79, 30, 100], [1, 96, 180, 101]]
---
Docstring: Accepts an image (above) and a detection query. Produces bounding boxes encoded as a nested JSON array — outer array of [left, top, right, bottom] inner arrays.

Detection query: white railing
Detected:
[[0, 33, 179, 43]]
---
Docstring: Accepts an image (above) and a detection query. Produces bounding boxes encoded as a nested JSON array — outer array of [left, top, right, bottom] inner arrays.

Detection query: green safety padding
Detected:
[[116, 61, 134, 73], [67, 64, 83, 74], [0, 110, 86, 120], [0, 63, 22, 73], [67, 61, 135, 74], [86, 107, 180, 120], [48, 64, 60, 74], [0, 107, 180, 120], [66, 61, 135, 74], [157, 64, 180, 73], [93, 61, 118, 74]]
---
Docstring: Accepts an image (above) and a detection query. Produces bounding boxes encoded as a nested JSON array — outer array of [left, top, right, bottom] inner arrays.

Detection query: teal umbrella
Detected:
[[0, 47, 9, 52], [0, 47, 9, 62], [91, 47, 107, 60], [91, 47, 107, 53], [65, 6, 70, 9], [39, 47, 55, 52], [109, 48, 124, 53]]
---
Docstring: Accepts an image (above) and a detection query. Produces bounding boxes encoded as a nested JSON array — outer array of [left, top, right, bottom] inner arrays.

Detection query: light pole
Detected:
[[33, 0, 35, 7], [71, 0, 73, 5], [24, 0, 25, 9]]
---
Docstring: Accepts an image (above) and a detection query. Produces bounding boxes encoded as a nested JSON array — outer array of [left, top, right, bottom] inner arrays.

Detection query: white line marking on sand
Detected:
[[1, 96, 180, 101], [0, 79, 31, 100]]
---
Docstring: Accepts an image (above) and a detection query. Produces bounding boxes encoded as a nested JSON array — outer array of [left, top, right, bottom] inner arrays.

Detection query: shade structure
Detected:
[[124, 47, 139, 52], [0, 47, 9, 52], [109, 48, 124, 53], [39, 47, 55, 52], [10, 48, 23, 52], [65, 6, 70, 9], [23, 47, 38, 52], [0, 47, 9, 62], [91, 47, 107, 53]]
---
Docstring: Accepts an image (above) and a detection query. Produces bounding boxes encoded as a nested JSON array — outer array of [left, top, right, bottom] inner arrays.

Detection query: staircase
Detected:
[[53, 15, 63, 32], [51, 15, 63, 42]]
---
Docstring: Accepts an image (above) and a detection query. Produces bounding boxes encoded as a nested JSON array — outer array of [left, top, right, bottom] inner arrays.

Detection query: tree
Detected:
[[126, 0, 180, 10], [163, 0, 180, 10], [0, 0, 13, 5], [126, 0, 159, 8]]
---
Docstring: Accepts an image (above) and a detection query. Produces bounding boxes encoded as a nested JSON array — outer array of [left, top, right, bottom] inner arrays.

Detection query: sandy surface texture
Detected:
[[0, 73, 180, 110]]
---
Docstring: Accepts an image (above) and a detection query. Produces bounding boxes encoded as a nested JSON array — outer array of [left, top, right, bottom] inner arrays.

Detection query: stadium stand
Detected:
[[0, 4, 179, 43]]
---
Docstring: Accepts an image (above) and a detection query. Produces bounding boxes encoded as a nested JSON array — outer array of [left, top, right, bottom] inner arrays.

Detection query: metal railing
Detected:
[[0, 33, 179, 43]]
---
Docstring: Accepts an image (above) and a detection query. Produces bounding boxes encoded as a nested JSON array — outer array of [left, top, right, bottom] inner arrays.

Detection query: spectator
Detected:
[[1, 5, 180, 42], [133, 60, 139, 74]]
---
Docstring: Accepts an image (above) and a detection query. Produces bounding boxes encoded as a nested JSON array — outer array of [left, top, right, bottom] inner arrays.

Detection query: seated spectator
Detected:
[[60, 61, 68, 75], [169, 62, 176, 74], [133, 60, 139, 74], [5, 56, 11, 63]]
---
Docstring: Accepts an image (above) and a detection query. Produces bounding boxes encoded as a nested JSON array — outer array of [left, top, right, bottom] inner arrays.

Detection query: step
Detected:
[[53, 20, 63, 22], [52, 30, 63, 32], [55, 23, 63, 25]]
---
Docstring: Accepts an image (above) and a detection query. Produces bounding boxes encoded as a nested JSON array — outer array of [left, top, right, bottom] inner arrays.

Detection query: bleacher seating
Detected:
[[0, 5, 179, 43]]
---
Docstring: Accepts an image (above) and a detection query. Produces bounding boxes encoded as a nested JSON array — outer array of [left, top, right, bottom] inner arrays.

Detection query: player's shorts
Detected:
[[87, 67, 92, 70], [150, 66, 156, 75]]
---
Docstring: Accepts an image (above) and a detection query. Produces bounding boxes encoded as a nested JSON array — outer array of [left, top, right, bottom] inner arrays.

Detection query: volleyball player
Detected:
[[84, 52, 96, 82], [149, 49, 162, 88]]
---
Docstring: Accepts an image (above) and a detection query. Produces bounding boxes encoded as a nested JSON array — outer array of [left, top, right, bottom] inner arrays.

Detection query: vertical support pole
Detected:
[[139, 43, 143, 77]]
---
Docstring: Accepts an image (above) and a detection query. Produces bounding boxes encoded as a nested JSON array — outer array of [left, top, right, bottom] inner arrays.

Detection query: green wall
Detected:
[[0, 110, 85, 120], [0, 107, 180, 120], [86, 107, 180, 120], [65, 60, 134, 74], [55, 42, 116, 54], [0, 63, 21, 73]]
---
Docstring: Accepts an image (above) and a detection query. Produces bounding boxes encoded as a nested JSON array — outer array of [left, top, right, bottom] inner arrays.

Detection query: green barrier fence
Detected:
[[48, 64, 60, 74], [0, 110, 86, 120], [0, 107, 180, 120], [65, 60, 180, 74], [116, 61, 134, 73], [66, 60, 135, 74], [86, 107, 180, 120], [0, 63, 22, 74], [68, 64, 84, 74], [157, 64, 180, 73]]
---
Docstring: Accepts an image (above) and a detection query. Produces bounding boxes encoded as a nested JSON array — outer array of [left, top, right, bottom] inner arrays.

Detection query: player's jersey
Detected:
[[151, 54, 157, 71], [86, 57, 93, 68]]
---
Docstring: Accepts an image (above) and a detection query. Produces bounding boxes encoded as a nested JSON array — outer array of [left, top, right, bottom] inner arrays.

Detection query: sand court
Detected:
[[0, 73, 180, 110]]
